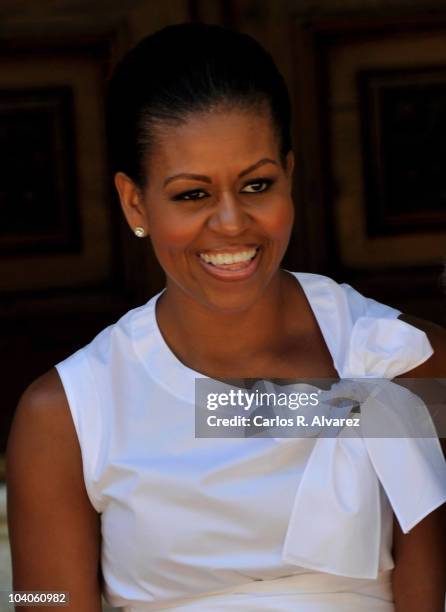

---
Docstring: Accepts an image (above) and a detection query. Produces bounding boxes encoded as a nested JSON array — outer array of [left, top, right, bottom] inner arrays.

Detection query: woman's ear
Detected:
[[114, 172, 149, 236]]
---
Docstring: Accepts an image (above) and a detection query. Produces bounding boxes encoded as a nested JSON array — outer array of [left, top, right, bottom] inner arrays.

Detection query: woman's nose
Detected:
[[206, 192, 251, 235]]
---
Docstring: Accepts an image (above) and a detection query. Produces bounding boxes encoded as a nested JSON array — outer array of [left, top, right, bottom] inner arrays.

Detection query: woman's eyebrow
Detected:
[[163, 158, 278, 187], [164, 172, 211, 187], [239, 158, 278, 178]]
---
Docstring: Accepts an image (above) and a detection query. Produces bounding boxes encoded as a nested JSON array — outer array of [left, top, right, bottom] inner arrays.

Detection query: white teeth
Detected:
[[200, 248, 257, 266]]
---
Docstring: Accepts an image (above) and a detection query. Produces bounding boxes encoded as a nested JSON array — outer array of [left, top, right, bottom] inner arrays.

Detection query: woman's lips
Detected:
[[196, 247, 261, 281]]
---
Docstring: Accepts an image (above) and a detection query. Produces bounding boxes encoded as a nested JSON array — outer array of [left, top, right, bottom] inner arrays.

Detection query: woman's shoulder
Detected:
[[7, 368, 82, 499], [11, 368, 72, 436], [14, 358, 110, 514], [7, 366, 90, 469]]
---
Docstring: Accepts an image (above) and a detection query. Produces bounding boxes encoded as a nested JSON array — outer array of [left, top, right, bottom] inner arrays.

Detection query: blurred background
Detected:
[[1, 0, 446, 606]]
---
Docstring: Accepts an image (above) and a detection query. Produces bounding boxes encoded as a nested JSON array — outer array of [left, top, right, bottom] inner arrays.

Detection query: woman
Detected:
[[7, 23, 446, 611]]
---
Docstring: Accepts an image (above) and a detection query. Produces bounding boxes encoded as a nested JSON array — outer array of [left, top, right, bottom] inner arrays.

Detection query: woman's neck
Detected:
[[155, 269, 311, 378]]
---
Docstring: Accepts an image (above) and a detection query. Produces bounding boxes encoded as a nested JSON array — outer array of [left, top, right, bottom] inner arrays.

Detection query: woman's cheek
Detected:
[[263, 197, 295, 240], [150, 210, 200, 247], [148, 223, 200, 273]]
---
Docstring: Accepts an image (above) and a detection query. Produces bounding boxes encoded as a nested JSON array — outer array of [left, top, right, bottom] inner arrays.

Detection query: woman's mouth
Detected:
[[196, 246, 261, 280], [200, 246, 257, 268]]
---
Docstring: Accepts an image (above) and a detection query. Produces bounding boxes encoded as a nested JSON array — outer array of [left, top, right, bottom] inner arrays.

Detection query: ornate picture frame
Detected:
[[0, 86, 80, 254], [358, 66, 446, 236]]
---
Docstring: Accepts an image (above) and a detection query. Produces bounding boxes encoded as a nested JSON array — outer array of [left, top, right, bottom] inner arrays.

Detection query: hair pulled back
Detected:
[[106, 22, 292, 187]]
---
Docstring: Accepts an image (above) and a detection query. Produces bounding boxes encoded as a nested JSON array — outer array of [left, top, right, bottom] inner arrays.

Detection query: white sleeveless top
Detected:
[[55, 271, 446, 611]]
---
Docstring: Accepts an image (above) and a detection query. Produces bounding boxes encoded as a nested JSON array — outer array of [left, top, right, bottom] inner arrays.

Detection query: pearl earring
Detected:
[[134, 226, 146, 238]]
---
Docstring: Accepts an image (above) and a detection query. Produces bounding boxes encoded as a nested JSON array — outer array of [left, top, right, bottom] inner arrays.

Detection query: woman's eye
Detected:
[[241, 179, 273, 194], [173, 190, 208, 201]]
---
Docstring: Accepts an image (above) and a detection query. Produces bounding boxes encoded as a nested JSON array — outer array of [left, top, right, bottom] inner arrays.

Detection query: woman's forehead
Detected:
[[148, 108, 280, 175]]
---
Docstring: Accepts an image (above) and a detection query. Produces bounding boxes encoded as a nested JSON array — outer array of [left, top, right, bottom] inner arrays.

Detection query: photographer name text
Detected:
[[206, 415, 360, 428]]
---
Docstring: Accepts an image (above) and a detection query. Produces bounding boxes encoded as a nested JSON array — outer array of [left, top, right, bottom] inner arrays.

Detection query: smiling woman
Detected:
[[6, 22, 446, 612], [115, 107, 294, 314]]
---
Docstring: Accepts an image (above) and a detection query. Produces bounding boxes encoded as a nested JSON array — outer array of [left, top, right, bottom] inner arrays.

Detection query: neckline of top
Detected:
[[132, 270, 344, 403]]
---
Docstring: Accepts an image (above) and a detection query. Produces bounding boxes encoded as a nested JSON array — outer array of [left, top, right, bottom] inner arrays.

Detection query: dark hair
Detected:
[[106, 22, 292, 187]]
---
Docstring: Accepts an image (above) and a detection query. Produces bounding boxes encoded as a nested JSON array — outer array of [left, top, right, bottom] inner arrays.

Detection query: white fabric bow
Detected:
[[279, 316, 446, 579]]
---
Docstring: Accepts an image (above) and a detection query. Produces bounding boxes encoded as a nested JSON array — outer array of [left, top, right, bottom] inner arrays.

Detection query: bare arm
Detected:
[[392, 508, 445, 612], [6, 368, 102, 611], [393, 315, 446, 611]]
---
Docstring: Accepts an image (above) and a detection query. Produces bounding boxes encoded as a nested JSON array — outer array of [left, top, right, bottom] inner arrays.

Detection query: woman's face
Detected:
[[116, 107, 294, 312]]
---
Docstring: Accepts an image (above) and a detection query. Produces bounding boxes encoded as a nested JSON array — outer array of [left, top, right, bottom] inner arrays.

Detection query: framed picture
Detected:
[[291, 12, 446, 275], [0, 86, 80, 254], [0, 49, 114, 292], [358, 66, 446, 236]]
